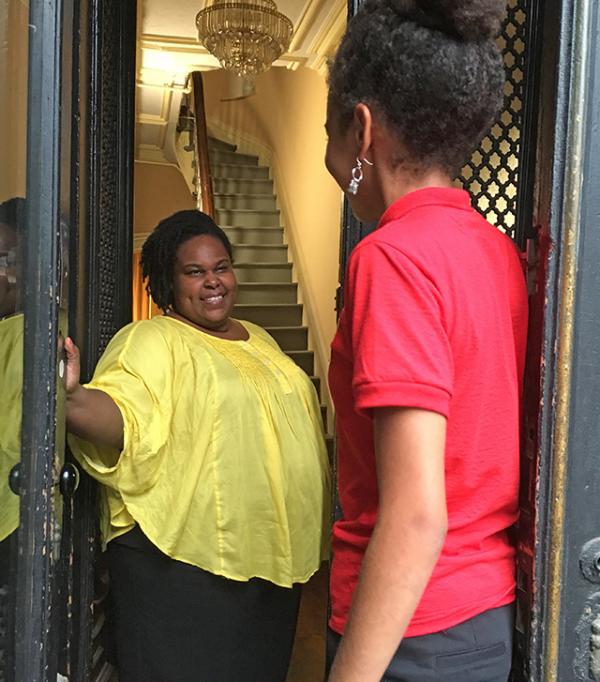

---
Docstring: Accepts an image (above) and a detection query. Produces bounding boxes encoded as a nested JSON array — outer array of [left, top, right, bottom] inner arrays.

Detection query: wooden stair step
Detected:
[[234, 303, 302, 326], [232, 244, 288, 263], [207, 137, 237, 152], [209, 149, 258, 166], [215, 193, 277, 211], [264, 326, 308, 350], [285, 349, 314, 375], [212, 163, 269, 180], [236, 282, 298, 304], [213, 177, 274, 195], [224, 226, 284, 245], [217, 208, 280, 228], [234, 263, 293, 283]]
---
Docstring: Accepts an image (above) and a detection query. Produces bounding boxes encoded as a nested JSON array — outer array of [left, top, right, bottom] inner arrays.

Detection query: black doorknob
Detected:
[[8, 463, 21, 495], [59, 462, 80, 498]]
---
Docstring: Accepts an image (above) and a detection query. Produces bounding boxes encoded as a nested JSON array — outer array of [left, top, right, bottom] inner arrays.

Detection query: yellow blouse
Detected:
[[0, 314, 23, 542], [69, 316, 330, 587]]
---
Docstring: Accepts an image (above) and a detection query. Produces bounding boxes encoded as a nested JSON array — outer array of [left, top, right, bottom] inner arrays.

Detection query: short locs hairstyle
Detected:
[[328, 0, 506, 174], [141, 209, 234, 312]]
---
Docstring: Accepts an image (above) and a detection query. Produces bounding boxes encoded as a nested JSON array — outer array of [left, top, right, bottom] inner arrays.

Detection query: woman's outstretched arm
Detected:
[[64, 336, 124, 452]]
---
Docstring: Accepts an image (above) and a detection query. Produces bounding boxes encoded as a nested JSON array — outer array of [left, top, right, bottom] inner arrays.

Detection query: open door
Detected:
[[1, 1, 135, 680], [1, 1, 80, 678]]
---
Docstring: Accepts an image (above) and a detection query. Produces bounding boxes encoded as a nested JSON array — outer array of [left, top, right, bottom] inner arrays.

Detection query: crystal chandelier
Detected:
[[196, 0, 293, 77]]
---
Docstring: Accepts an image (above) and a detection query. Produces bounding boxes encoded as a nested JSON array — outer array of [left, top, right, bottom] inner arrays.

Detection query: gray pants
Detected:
[[326, 603, 514, 681]]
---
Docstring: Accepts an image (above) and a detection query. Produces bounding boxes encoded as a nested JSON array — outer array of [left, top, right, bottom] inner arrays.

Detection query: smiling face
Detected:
[[171, 234, 237, 332]]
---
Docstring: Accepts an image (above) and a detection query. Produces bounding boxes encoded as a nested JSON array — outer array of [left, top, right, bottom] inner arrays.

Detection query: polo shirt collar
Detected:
[[378, 187, 472, 229]]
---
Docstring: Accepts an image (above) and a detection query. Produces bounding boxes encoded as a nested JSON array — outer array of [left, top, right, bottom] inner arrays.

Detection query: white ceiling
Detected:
[[136, 0, 346, 163]]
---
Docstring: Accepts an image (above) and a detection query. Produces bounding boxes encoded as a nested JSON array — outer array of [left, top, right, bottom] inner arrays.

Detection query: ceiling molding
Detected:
[[279, 54, 308, 71], [139, 32, 313, 73], [139, 34, 221, 77], [306, 1, 346, 74], [288, 0, 321, 53], [141, 33, 213, 55]]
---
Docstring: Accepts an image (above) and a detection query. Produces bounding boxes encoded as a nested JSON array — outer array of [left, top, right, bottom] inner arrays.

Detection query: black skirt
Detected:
[[108, 527, 301, 682]]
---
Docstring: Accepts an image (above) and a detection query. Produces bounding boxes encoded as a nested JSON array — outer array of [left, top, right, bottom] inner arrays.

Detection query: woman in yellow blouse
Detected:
[[65, 210, 330, 682]]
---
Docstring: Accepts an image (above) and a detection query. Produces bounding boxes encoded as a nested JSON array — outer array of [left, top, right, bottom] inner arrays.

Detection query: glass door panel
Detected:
[[0, 2, 29, 679]]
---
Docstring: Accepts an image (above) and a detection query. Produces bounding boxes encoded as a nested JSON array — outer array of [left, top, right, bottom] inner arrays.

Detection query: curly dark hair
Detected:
[[141, 209, 234, 312], [328, 0, 506, 173]]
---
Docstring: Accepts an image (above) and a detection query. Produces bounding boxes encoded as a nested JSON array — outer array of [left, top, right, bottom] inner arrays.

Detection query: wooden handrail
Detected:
[[188, 71, 215, 219]]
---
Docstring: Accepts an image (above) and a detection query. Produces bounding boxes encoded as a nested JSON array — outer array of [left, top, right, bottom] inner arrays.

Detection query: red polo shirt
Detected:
[[328, 187, 528, 637]]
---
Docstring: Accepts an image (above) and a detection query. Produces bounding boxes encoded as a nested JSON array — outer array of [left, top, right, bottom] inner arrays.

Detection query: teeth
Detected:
[[205, 295, 224, 303]]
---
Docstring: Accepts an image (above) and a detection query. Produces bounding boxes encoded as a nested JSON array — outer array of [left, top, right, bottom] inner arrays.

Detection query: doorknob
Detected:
[[59, 462, 80, 498], [9, 462, 81, 497], [8, 462, 21, 495]]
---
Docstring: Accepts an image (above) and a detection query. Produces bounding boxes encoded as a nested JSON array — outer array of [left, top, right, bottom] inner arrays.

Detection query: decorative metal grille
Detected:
[[455, 0, 528, 243], [87, 2, 135, 680], [98, 0, 121, 352]]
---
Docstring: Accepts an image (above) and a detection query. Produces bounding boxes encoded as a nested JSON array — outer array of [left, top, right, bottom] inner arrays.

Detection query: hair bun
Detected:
[[367, 0, 505, 41], [421, 0, 505, 40]]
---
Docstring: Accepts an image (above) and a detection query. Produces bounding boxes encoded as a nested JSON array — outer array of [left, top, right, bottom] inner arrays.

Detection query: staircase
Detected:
[[208, 137, 330, 436]]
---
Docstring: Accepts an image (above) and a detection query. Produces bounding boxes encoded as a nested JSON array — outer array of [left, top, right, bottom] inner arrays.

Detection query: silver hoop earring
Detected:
[[347, 158, 364, 196], [347, 157, 374, 195]]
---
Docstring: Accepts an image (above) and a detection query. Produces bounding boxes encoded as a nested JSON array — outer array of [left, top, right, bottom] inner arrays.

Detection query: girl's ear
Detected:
[[353, 103, 374, 159]]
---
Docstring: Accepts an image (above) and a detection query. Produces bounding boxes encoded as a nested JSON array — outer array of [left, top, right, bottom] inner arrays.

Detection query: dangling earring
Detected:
[[347, 157, 374, 196], [347, 158, 363, 196]]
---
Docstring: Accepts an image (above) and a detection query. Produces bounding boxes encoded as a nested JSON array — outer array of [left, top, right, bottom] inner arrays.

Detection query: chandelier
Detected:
[[196, 0, 293, 77]]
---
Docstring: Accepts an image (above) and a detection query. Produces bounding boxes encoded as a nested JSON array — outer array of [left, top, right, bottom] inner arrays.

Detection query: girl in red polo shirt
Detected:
[[324, 1, 528, 680]]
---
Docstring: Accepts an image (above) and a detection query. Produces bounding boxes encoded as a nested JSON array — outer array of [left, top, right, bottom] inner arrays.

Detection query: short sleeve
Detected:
[[346, 240, 453, 417], [68, 321, 173, 493]]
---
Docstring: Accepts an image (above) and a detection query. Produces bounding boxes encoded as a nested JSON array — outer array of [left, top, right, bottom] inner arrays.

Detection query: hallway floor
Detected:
[[287, 566, 329, 682]]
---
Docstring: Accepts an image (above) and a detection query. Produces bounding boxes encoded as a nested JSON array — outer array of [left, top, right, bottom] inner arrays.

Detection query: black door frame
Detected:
[[520, 0, 600, 679], [15, 1, 76, 679], [13, 0, 136, 679], [70, 1, 136, 679]]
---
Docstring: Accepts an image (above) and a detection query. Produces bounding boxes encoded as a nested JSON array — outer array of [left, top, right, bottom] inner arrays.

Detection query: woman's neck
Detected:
[[379, 168, 454, 214], [165, 310, 248, 341]]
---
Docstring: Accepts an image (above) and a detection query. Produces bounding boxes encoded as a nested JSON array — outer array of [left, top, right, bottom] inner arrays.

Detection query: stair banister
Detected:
[[188, 71, 215, 219]]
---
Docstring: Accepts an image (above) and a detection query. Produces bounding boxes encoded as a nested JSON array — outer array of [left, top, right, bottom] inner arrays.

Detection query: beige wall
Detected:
[[0, 0, 29, 202], [134, 161, 196, 235], [203, 67, 342, 398]]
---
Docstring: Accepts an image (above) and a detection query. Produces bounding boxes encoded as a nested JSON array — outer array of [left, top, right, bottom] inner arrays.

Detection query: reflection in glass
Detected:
[[0, 1, 29, 678], [0, 200, 24, 682]]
